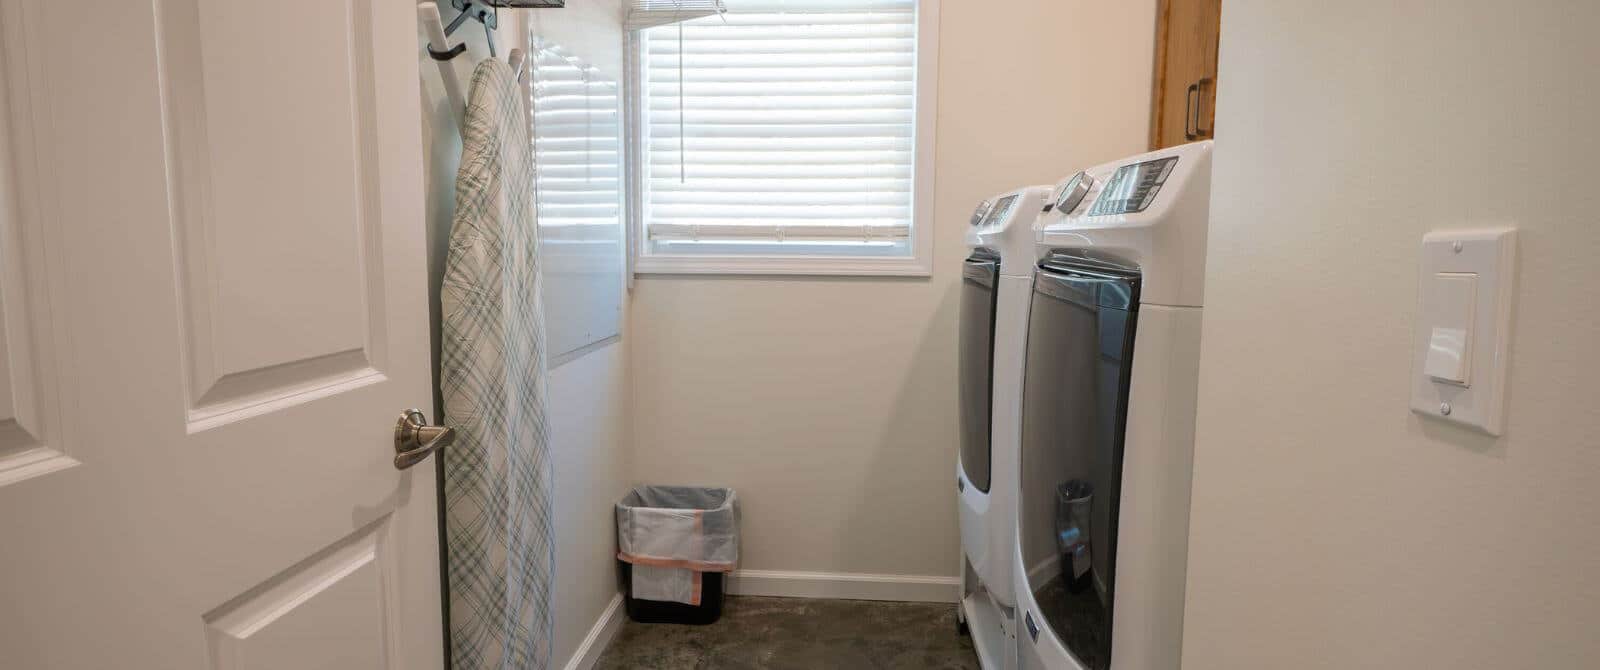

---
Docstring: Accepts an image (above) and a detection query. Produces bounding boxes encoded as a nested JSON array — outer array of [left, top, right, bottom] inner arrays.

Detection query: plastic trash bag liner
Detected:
[[629, 564, 701, 605], [616, 485, 739, 605]]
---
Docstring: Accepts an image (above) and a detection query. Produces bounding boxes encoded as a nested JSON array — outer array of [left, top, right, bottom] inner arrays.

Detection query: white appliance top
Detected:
[[964, 185, 1051, 277], [1035, 140, 1213, 307]]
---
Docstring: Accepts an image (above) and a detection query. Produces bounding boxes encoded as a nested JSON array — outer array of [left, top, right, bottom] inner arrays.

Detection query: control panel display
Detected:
[[1088, 156, 1178, 216], [983, 194, 1019, 226]]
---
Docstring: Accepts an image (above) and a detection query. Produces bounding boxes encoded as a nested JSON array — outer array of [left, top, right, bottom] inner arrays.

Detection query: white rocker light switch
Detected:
[[1410, 229, 1516, 436], [1422, 273, 1476, 385]]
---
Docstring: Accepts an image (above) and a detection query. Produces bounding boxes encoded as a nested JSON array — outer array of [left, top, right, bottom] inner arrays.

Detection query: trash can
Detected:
[[616, 485, 739, 625], [1055, 479, 1095, 595]]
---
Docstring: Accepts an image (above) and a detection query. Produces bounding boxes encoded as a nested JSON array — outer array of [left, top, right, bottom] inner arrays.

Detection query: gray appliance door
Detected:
[[1018, 257, 1140, 670], [958, 253, 1000, 493]]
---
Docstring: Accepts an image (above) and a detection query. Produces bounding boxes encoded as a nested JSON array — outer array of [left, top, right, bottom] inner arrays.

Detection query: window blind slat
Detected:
[[647, 67, 913, 84], [651, 125, 912, 140], [648, 82, 912, 97], [645, 150, 909, 165], [649, 137, 912, 151], [650, 177, 908, 192], [648, 40, 914, 57], [678, 12, 911, 23], [648, 111, 911, 126], [648, 95, 911, 111], [648, 53, 914, 69], [649, 167, 909, 180], [649, 222, 911, 242], [653, 190, 908, 204]]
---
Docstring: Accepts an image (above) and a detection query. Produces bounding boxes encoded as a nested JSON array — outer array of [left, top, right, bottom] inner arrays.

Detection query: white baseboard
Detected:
[[1026, 554, 1059, 590], [725, 569, 960, 603], [561, 593, 625, 670]]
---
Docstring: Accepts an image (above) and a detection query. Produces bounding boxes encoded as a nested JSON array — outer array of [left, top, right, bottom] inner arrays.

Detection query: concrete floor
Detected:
[[595, 596, 981, 669]]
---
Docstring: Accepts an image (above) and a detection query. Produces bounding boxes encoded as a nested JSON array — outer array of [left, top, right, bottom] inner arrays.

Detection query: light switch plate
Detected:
[[1410, 229, 1516, 435]]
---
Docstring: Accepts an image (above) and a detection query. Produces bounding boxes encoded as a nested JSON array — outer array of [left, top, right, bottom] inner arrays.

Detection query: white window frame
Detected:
[[624, 0, 940, 278]]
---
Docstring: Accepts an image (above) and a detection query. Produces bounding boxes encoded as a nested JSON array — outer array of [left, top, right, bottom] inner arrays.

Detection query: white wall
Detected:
[[1182, 2, 1600, 668], [419, 4, 632, 668], [629, 0, 1156, 582]]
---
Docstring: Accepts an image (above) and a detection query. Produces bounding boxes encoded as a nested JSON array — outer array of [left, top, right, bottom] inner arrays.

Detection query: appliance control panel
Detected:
[[1088, 156, 1179, 216], [984, 194, 1019, 226]]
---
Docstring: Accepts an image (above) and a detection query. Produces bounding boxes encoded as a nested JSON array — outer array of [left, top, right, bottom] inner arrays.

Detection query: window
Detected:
[[628, 0, 938, 276]]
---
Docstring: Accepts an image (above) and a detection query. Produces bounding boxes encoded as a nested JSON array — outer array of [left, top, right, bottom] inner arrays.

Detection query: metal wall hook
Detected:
[[427, 1, 499, 62], [427, 41, 468, 62]]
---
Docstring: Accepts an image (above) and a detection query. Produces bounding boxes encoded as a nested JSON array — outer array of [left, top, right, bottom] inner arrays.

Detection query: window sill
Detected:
[[633, 254, 932, 278]]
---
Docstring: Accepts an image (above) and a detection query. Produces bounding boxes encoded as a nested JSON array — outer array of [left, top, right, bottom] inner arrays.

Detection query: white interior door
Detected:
[[0, 1, 443, 668]]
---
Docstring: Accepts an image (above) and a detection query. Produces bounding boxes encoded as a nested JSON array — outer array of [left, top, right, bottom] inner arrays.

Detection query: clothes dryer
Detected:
[[1013, 141, 1213, 670], [959, 184, 1051, 669]]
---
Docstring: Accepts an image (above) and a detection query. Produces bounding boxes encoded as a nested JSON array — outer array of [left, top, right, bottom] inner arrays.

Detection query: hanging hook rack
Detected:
[[421, 1, 500, 61], [422, 0, 566, 63], [420, 1, 560, 130], [428, 0, 570, 58]]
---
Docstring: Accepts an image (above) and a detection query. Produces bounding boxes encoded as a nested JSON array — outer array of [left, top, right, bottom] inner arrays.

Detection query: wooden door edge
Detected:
[[1147, 0, 1174, 151]]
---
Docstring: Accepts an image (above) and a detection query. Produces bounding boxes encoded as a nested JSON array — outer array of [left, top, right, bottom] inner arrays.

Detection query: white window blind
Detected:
[[625, 0, 727, 31], [637, 0, 921, 261]]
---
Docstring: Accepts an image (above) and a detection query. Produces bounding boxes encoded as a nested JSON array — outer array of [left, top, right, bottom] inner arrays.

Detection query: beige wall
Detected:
[[629, 0, 1157, 578], [421, 4, 633, 668], [1183, 2, 1600, 668]]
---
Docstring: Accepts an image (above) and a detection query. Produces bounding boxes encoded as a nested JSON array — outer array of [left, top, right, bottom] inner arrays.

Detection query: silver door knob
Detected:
[[393, 409, 454, 470]]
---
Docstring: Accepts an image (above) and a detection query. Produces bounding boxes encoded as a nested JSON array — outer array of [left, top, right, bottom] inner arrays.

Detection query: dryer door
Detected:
[[1018, 259, 1141, 670], [958, 252, 1000, 493]]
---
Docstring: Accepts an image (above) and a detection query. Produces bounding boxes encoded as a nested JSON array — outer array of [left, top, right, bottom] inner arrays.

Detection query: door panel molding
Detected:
[[203, 516, 400, 669], [0, 0, 75, 487], [155, 0, 391, 432]]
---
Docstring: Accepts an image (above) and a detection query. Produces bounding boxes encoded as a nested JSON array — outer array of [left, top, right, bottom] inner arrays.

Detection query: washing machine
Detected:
[[958, 184, 1051, 669], [1012, 141, 1213, 670]]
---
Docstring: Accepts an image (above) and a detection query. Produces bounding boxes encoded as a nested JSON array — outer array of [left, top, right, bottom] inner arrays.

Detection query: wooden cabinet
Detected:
[[1149, 0, 1222, 150]]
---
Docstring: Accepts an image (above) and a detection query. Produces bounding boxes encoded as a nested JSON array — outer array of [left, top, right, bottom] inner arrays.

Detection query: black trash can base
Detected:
[[620, 561, 726, 625]]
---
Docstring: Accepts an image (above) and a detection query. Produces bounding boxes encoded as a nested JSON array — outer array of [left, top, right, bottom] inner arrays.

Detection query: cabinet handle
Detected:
[[1184, 81, 1199, 140], [1193, 77, 1213, 138]]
